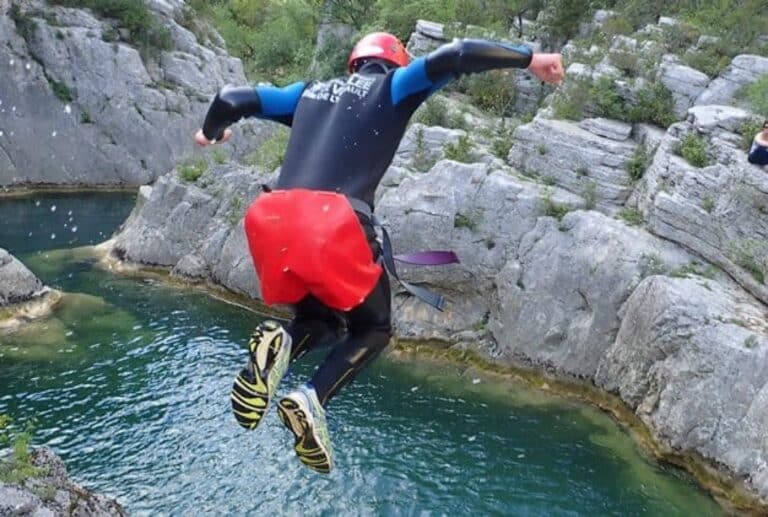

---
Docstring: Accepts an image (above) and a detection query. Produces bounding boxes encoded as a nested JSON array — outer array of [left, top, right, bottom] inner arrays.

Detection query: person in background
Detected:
[[748, 120, 768, 166], [195, 32, 564, 473]]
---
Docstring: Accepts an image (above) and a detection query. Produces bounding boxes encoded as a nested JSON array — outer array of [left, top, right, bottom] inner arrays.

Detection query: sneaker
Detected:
[[277, 385, 333, 473], [230, 320, 291, 430]]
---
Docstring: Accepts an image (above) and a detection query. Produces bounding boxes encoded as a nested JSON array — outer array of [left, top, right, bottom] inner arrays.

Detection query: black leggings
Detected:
[[285, 222, 392, 407]]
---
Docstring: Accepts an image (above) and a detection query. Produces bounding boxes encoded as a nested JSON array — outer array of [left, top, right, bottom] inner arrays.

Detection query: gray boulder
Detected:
[[631, 106, 768, 306], [508, 117, 639, 210], [0, 248, 46, 305], [659, 55, 711, 118], [695, 54, 768, 108], [595, 275, 768, 500], [110, 163, 273, 299], [0, 0, 271, 187], [0, 447, 125, 516], [491, 211, 690, 378]]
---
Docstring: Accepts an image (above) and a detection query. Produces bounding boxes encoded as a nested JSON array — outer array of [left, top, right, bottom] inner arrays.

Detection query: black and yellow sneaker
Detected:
[[230, 320, 292, 431], [277, 385, 333, 474]]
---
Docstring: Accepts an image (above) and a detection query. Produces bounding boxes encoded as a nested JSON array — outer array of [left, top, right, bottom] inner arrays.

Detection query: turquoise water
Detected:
[[0, 193, 724, 515]]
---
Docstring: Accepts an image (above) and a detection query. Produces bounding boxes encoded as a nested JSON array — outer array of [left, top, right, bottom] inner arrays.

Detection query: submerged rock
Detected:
[[0, 447, 124, 516], [0, 248, 46, 306]]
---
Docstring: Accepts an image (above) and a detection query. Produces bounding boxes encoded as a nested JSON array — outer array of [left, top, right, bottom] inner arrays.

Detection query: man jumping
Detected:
[[195, 32, 563, 473]]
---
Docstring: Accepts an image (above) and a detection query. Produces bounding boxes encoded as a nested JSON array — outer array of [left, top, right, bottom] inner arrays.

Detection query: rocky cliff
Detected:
[[102, 14, 768, 508], [0, 0, 272, 186], [0, 447, 124, 516]]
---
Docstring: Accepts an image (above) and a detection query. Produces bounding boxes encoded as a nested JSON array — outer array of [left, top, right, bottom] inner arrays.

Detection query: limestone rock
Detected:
[[695, 54, 768, 108], [0, 0, 272, 187], [0, 447, 124, 516], [631, 113, 768, 306], [0, 248, 45, 305], [659, 55, 711, 118], [578, 117, 632, 141], [490, 211, 691, 378], [595, 276, 768, 500], [508, 118, 638, 209]]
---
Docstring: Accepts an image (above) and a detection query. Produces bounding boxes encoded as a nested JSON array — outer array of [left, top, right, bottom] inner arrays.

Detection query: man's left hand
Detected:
[[528, 54, 564, 85]]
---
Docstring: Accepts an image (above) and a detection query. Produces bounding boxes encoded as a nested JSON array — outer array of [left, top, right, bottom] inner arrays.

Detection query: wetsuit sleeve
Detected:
[[391, 39, 533, 106], [201, 82, 305, 140]]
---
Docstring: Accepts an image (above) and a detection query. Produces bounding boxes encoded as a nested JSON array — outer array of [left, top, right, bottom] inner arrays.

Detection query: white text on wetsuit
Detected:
[[303, 75, 377, 104]]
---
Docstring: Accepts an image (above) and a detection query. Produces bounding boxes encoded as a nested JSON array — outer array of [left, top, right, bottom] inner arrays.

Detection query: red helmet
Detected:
[[348, 32, 410, 73]]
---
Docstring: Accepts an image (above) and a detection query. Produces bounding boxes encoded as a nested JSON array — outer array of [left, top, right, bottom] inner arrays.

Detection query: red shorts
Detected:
[[243, 189, 383, 311]]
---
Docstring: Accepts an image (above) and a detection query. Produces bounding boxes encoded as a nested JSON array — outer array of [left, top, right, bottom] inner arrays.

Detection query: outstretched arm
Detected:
[[391, 39, 563, 105], [196, 82, 305, 145]]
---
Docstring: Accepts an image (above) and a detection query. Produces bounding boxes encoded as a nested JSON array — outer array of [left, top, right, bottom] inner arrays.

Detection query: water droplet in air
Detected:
[[472, 378, 481, 384], [25, 63, 31, 70], [52, 131, 57, 137], [50, 205, 57, 212], [0, 131, 3, 137], [50, 233, 56, 239], [71, 226, 78, 233], [35, 200, 41, 206], [64, 105, 71, 114], [9, 59, 14, 66], [468, 435, 476, 442]]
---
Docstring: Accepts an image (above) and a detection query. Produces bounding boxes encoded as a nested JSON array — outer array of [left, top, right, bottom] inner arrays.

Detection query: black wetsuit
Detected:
[[202, 39, 532, 405]]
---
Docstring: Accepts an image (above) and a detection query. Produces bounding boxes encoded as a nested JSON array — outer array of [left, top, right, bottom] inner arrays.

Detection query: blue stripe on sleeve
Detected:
[[391, 58, 437, 106], [256, 81, 306, 117]]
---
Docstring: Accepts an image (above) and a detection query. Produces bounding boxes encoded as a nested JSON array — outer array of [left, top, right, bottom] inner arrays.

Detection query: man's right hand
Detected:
[[528, 53, 564, 85], [195, 128, 232, 147]]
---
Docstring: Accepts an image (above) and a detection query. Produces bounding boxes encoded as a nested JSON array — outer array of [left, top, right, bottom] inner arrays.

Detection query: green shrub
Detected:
[[660, 21, 700, 53], [50, 0, 172, 57], [0, 415, 46, 485], [739, 119, 764, 151], [414, 97, 451, 127], [618, 207, 643, 226], [592, 77, 625, 120], [738, 74, 768, 115], [541, 189, 571, 221], [552, 77, 592, 120], [456, 70, 516, 117], [627, 82, 677, 128], [178, 158, 206, 182], [583, 180, 597, 209], [676, 133, 711, 168], [444, 135, 473, 163], [608, 49, 641, 76], [626, 145, 649, 182], [492, 136, 513, 160], [702, 195, 715, 213], [246, 127, 290, 171], [454, 211, 480, 231], [9, 4, 38, 43], [602, 16, 634, 37], [680, 45, 732, 78], [638, 252, 666, 278], [211, 148, 227, 165], [730, 239, 768, 284], [411, 127, 436, 172], [45, 74, 73, 102]]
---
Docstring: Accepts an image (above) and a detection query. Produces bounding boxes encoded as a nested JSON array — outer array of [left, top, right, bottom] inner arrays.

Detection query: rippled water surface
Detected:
[[0, 193, 723, 515]]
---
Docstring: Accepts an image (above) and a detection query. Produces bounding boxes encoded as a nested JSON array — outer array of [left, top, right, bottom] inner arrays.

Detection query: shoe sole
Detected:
[[230, 325, 290, 430], [277, 397, 332, 474]]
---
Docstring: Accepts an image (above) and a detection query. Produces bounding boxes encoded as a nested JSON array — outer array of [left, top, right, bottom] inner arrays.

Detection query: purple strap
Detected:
[[394, 251, 460, 266]]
